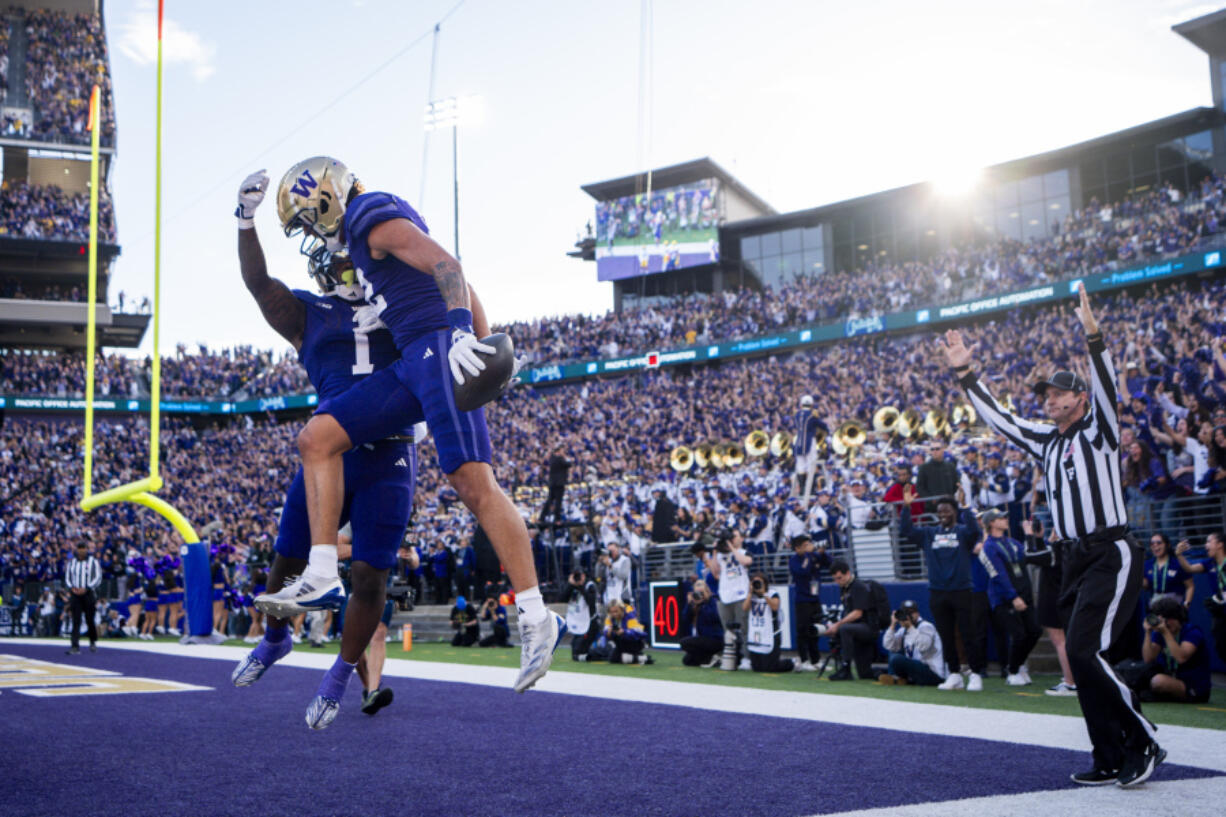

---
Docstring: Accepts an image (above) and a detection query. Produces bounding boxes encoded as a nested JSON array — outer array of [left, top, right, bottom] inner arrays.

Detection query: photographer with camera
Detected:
[[604, 599, 653, 665], [597, 542, 632, 607], [979, 509, 1042, 686], [789, 534, 831, 671], [477, 595, 511, 647], [449, 596, 479, 647], [1139, 596, 1212, 703], [743, 572, 798, 673], [1174, 533, 1226, 665], [825, 560, 882, 681], [696, 528, 753, 670], [565, 568, 601, 661], [679, 579, 724, 667], [879, 600, 946, 686]]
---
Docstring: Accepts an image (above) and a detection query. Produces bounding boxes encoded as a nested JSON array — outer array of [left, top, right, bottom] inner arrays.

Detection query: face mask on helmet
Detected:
[[307, 248, 364, 303]]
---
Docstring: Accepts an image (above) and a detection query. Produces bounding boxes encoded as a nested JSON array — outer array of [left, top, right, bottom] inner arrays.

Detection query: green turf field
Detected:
[[217, 636, 1226, 731]]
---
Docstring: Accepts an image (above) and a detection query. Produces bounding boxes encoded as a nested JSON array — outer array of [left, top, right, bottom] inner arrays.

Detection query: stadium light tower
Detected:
[[424, 95, 481, 261]]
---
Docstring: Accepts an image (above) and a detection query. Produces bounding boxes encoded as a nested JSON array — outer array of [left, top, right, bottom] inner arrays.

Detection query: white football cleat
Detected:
[[1005, 672, 1029, 686], [938, 673, 964, 691], [967, 672, 984, 692], [305, 695, 341, 730], [513, 611, 567, 693], [254, 574, 346, 619]]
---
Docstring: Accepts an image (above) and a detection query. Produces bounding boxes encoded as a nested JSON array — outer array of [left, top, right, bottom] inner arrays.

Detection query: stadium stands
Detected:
[[4, 272, 1224, 609], [0, 345, 309, 400], [0, 181, 117, 242], [499, 176, 1226, 365], [20, 7, 115, 146]]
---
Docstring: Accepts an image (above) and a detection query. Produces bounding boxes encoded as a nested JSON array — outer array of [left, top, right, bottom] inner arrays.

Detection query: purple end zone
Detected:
[[1, 644, 1218, 817]]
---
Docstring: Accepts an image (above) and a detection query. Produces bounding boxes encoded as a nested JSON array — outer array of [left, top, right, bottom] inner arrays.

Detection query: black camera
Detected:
[[1145, 612, 1162, 628], [895, 606, 913, 622], [751, 578, 766, 592]]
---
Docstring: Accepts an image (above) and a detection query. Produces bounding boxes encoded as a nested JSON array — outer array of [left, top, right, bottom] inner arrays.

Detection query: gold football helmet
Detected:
[[276, 156, 358, 255]]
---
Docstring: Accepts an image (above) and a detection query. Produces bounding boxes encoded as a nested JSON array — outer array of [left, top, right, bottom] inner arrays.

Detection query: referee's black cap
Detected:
[[1032, 370, 1088, 396]]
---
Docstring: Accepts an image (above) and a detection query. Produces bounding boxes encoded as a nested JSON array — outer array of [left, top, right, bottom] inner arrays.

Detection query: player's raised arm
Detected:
[[1074, 282, 1119, 449], [236, 170, 305, 349], [941, 329, 1048, 459]]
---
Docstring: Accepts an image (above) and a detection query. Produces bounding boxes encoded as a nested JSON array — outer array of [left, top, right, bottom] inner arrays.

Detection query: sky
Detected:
[[99, 0, 1221, 357]]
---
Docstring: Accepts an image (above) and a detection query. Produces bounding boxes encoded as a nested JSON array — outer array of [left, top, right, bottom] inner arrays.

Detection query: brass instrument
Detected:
[[744, 429, 770, 457], [670, 445, 694, 472], [724, 442, 746, 468], [922, 409, 949, 439], [769, 431, 793, 458], [830, 434, 848, 457], [710, 444, 728, 470], [836, 421, 868, 449], [1000, 391, 1017, 414], [694, 444, 713, 469], [951, 401, 977, 428], [872, 406, 901, 433], [898, 408, 922, 439], [833, 420, 867, 467]]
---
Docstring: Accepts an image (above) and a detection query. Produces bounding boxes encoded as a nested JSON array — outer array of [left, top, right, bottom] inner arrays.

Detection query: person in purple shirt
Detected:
[[1140, 596, 1211, 703]]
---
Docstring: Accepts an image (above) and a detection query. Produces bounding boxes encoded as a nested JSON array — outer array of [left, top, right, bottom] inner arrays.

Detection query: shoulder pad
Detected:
[[344, 192, 429, 245]]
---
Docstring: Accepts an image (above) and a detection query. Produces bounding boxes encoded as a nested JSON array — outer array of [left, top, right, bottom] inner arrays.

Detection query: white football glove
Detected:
[[352, 304, 386, 334], [235, 169, 269, 229], [498, 354, 529, 398], [448, 329, 496, 385]]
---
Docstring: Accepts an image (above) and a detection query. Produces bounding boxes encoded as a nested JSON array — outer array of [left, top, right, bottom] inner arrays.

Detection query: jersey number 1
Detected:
[[351, 318, 374, 375], [352, 266, 384, 375]]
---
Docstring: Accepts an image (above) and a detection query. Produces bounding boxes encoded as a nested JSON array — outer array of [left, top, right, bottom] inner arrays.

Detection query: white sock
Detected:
[[306, 545, 338, 580], [515, 586, 547, 625]]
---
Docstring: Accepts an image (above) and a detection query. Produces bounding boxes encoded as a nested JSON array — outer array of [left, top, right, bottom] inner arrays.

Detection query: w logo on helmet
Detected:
[[290, 170, 319, 198]]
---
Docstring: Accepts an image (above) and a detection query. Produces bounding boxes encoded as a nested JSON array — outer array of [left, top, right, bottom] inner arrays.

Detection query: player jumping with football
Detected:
[[232, 169, 433, 728], [256, 157, 566, 694]]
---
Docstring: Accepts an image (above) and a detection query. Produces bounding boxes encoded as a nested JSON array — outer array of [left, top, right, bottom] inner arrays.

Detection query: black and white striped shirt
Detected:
[[959, 334, 1127, 542], [65, 555, 102, 592]]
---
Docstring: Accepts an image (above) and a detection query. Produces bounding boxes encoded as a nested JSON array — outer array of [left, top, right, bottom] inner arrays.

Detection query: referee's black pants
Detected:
[[69, 591, 98, 649], [929, 589, 984, 674], [1060, 535, 1156, 771]]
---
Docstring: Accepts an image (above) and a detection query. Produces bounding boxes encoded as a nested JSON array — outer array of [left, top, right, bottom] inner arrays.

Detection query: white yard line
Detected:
[[815, 777, 1226, 817], [15, 638, 1226, 774]]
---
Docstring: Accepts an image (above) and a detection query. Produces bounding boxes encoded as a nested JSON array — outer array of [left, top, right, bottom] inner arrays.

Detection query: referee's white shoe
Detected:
[[513, 611, 567, 693], [254, 574, 346, 619]]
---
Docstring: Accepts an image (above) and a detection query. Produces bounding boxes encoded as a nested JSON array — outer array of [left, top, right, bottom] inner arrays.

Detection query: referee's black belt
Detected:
[[1060, 525, 1131, 547]]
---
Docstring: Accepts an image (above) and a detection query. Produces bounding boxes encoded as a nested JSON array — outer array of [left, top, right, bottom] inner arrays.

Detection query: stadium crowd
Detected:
[[0, 345, 311, 400], [0, 181, 117, 243], [502, 175, 1226, 365], [3, 274, 1225, 615], [20, 7, 116, 146]]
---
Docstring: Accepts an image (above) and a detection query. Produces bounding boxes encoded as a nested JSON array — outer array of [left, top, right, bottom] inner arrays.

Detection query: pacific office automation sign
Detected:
[[934, 285, 1056, 319]]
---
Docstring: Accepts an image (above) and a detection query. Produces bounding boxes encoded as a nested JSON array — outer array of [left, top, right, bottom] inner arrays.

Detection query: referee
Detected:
[[65, 541, 102, 655], [941, 283, 1162, 788]]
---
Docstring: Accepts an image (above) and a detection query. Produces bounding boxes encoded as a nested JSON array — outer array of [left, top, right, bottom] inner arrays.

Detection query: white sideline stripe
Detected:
[[15, 639, 1226, 774], [816, 777, 1226, 817]]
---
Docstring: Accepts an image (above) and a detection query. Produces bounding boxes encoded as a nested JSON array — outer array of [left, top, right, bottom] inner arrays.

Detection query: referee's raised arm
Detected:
[[1074, 282, 1120, 451], [939, 329, 1049, 460]]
